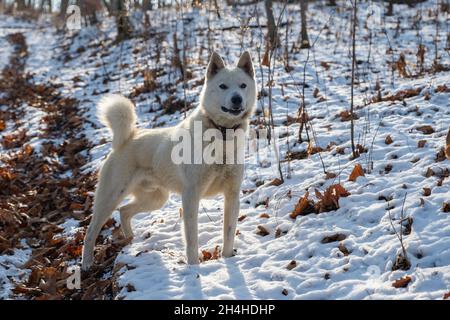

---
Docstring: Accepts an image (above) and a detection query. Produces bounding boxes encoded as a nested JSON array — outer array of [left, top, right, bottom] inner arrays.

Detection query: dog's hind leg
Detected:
[[119, 188, 169, 239], [81, 159, 138, 271]]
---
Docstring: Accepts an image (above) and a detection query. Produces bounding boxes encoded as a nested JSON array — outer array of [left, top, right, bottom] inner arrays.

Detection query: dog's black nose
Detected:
[[231, 95, 243, 107]]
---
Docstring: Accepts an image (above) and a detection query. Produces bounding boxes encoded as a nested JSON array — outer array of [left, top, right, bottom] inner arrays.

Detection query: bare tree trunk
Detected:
[[59, 0, 69, 18], [386, 0, 394, 16], [300, 0, 310, 49], [102, 0, 112, 13], [39, 0, 51, 12], [264, 0, 279, 48], [143, 0, 152, 11], [111, 0, 132, 41], [142, 0, 152, 25], [17, 0, 26, 10], [327, 0, 336, 6], [86, 0, 101, 24], [213, 0, 221, 19], [350, 0, 357, 159], [76, 0, 88, 25]]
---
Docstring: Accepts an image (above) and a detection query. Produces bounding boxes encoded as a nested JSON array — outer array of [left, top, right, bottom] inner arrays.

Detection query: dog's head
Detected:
[[200, 51, 256, 126]]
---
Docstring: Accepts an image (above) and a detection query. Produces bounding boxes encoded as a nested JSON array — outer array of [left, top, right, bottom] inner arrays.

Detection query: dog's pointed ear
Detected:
[[237, 51, 254, 79], [207, 52, 225, 80]]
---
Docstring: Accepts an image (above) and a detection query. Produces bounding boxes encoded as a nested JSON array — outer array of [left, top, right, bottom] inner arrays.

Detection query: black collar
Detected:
[[208, 117, 241, 140]]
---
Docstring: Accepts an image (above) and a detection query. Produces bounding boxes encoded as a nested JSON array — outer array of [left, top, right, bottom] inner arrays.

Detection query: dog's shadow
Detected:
[[180, 257, 253, 299], [223, 259, 253, 299], [116, 250, 253, 299]]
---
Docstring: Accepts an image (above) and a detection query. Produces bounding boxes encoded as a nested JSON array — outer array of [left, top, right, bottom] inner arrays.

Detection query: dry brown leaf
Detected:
[[49, 237, 64, 246], [0, 167, 16, 181], [356, 144, 368, 155], [436, 147, 446, 162], [66, 244, 82, 258], [402, 217, 413, 236], [70, 203, 84, 210], [126, 284, 136, 292], [202, 245, 221, 262], [321, 233, 347, 244], [290, 191, 315, 219], [307, 143, 323, 155], [256, 225, 270, 237], [349, 164, 365, 182], [275, 228, 282, 238], [338, 242, 350, 256], [201, 250, 212, 261], [339, 110, 359, 122], [385, 135, 393, 145], [394, 53, 409, 78], [436, 85, 450, 93], [333, 184, 351, 197], [27, 268, 42, 287], [212, 245, 220, 260], [325, 172, 337, 179], [392, 276, 412, 288], [374, 87, 422, 103], [12, 285, 41, 296], [320, 61, 330, 70], [285, 150, 308, 161], [385, 164, 393, 173], [416, 125, 435, 134], [392, 253, 411, 271], [417, 140, 427, 148], [443, 202, 450, 213], [313, 88, 320, 98], [261, 47, 270, 67], [24, 144, 33, 157], [286, 260, 297, 270], [268, 178, 283, 186]]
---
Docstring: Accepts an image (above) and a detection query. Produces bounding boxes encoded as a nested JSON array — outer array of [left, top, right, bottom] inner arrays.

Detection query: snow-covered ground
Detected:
[[0, 0, 449, 299]]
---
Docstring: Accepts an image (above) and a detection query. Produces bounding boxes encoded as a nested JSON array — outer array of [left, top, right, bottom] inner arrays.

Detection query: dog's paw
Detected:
[[81, 258, 94, 271], [221, 248, 237, 258], [185, 254, 201, 265]]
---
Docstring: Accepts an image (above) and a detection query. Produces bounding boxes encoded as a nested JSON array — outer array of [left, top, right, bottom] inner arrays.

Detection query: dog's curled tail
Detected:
[[97, 95, 137, 150]]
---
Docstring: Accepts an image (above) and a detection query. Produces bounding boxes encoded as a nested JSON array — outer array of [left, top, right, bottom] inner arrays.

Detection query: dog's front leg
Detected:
[[182, 189, 200, 264], [222, 189, 240, 258]]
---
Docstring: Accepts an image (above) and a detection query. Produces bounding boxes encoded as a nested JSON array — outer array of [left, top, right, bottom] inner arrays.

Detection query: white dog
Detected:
[[82, 51, 256, 270]]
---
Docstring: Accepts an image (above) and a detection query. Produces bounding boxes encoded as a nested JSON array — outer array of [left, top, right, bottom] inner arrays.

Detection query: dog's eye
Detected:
[[219, 84, 228, 90], [240, 83, 247, 89]]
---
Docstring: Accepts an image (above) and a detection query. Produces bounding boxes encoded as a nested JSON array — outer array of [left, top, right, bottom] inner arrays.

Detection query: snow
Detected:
[[1, 0, 449, 299], [0, 244, 31, 300]]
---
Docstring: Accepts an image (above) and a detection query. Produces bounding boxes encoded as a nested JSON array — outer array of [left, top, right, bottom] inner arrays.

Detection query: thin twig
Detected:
[[387, 193, 408, 259]]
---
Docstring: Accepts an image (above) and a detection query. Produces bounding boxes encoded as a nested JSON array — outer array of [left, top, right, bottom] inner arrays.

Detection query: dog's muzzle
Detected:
[[221, 105, 243, 116]]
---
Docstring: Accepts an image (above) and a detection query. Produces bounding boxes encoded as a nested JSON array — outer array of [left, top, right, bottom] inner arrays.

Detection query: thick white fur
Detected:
[[97, 95, 137, 150], [82, 51, 256, 270]]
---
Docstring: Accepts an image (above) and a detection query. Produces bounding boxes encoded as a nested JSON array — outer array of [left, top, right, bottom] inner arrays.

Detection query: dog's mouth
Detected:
[[221, 106, 243, 116]]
